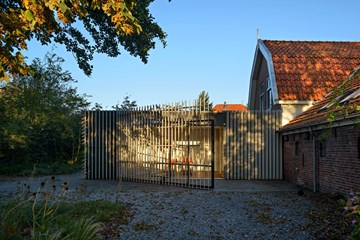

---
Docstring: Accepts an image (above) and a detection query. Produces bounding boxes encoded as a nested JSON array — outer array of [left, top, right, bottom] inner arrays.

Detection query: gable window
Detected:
[[267, 89, 273, 110], [267, 77, 273, 110], [259, 82, 265, 110]]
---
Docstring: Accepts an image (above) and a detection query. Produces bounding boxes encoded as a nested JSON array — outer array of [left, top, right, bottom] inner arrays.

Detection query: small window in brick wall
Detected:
[[295, 141, 300, 156], [320, 140, 326, 157], [358, 136, 360, 160]]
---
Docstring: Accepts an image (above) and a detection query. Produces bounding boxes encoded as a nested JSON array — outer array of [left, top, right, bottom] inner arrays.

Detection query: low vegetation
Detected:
[[305, 191, 358, 239], [341, 190, 360, 239], [0, 176, 130, 240]]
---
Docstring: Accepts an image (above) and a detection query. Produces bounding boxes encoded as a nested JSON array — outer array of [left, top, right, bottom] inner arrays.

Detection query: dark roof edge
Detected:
[[280, 113, 360, 134], [262, 39, 360, 43]]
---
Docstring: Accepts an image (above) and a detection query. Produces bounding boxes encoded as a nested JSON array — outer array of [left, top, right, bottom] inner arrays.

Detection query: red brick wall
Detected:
[[283, 125, 360, 194]]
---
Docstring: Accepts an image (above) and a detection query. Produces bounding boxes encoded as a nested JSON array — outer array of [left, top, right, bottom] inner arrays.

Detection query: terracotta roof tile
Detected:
[[213, 104, 247, 112], [263, 40, 360, 101], [281, 68, 360, 131]]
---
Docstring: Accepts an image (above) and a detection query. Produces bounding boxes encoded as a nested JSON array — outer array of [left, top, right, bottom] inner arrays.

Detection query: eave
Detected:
[[280, 113, 360, 135]]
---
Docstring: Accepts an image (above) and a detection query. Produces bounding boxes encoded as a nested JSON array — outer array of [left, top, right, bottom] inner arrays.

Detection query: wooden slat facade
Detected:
[[83, 105, 283, 187], [83, 111, 118, 180], [83, 101, 215, 189], [223, 110, 282, 179]]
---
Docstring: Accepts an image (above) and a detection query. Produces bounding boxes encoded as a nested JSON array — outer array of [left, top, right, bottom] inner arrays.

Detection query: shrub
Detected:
[[0, 176, 103, 240], [341, 189, 360, 239]]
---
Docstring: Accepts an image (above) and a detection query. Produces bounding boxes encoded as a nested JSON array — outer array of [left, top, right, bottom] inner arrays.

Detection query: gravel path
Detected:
[[115, 191, 312, 240], [0, 174, 316, 239]]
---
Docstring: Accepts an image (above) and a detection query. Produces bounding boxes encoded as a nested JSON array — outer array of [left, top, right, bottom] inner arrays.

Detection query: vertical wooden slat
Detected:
[[251, 111, 256, 179], [256, 111, 260, 179], [255, 111, 259, 179], [95, 111, 98, 179], [228, 112, 233, 179], [246, 111, 250, 179], [233, 111, 236, 180], [238, 111, 243, 179], [115, 111, 119, 179], [200, 100, 204, 187], [226, 112, 230, 179], [84, 112, 88, 179], [127, 109, 131, 181], [278, 111, 283, 179], [119, 110, 123, 180], [149, 106, 152, 183], [105, 111, 109, 179], [271, 112, 277, 179], [260, 111, 265, 179]]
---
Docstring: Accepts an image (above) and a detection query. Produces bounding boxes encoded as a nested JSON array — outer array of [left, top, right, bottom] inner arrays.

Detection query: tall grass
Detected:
[[0, 175, 128, 239]]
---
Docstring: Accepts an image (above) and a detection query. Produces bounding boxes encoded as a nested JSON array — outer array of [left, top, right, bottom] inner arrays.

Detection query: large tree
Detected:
[[0, 52, 89, 165], [0, 0, 167, 82]]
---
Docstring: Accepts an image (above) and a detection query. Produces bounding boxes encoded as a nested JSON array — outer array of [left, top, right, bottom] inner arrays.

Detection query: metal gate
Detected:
[[83, 101, 215, 189]]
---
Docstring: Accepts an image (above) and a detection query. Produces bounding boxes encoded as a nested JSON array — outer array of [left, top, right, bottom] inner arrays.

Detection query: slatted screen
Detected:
[[223, 111, 282, 179]]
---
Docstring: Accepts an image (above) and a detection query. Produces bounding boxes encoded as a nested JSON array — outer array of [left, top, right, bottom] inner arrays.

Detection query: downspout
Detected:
[[310, 127, 318, 193]]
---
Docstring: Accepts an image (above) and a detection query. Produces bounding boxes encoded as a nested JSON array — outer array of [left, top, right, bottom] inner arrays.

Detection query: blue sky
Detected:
[[25, 0, 360, 108]]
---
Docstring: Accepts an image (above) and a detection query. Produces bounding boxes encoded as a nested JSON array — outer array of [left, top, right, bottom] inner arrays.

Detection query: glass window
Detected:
[[267, 77, 271, 90], [260, 95, 264, 110], [267, 89, 273, 110], [260, 82, 265, 94], [259, 82, 265, 110]]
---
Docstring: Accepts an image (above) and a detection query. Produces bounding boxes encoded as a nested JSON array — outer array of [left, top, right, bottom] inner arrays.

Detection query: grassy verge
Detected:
[[0, 199, 130, 239], [1, 173, 131, 240]]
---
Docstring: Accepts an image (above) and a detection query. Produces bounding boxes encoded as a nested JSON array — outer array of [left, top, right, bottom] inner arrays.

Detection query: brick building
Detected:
[[281, 68, 360, 193], [248, 39, 360, 126], [247, 39, 360, 193]]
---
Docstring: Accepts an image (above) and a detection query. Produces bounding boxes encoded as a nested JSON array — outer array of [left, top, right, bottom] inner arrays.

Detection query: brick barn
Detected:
[[281, 68, 360, 194]]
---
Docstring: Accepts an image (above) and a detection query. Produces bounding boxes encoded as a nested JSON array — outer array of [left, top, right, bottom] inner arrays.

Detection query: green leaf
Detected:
[[24, 9, 34, 21], [59, 2, 68, 13]]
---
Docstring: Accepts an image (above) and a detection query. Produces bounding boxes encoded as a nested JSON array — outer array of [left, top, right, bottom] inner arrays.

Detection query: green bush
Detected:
[[0, 53, 89, 171]]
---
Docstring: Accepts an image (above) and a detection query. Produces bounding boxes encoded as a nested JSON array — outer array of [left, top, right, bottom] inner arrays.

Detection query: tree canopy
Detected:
[[198, 90, 213, 111], [112, 95, 137, 110], [0, 52, 89, 165], [0, 0, 167, 82]]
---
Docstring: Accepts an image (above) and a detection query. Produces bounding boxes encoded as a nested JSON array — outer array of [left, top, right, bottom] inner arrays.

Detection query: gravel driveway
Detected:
[[0, 172, 333, 239], [116, 191, 312, 240]]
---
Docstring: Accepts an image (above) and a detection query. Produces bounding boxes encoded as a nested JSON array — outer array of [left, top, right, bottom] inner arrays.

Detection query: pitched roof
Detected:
[[281, 67, 360, 131], [263, 40, 360, 101], [213, 104, 247, 112]]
